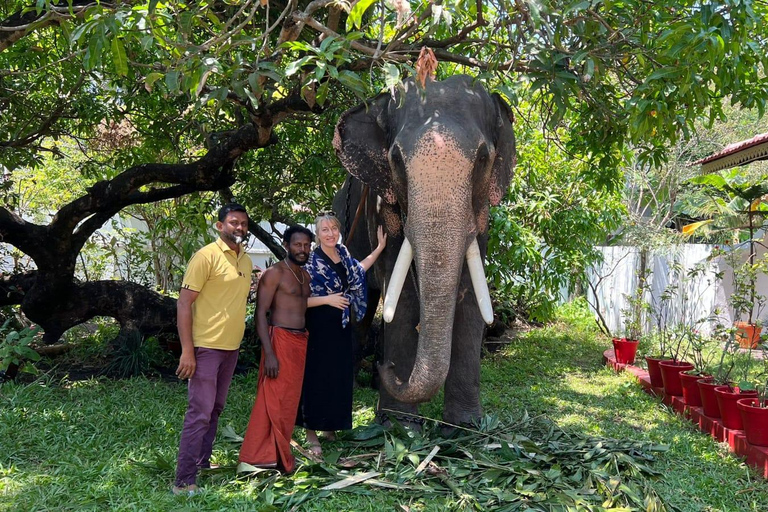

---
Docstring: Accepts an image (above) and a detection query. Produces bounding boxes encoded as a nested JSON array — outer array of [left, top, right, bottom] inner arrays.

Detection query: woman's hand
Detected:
[[326, 292, 350, 310], [360, 226, 388, 271], [376, 225, 387, 250]]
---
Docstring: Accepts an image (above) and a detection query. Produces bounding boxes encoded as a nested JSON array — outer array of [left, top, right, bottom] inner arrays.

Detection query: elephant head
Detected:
[[334, 75, 516, 403]]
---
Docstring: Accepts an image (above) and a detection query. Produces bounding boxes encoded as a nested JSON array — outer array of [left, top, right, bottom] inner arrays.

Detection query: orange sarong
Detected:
[[239, 326, 308, 473]]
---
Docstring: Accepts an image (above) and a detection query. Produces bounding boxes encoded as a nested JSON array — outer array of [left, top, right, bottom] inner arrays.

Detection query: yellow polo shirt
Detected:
[[181, 238, 252, 351]]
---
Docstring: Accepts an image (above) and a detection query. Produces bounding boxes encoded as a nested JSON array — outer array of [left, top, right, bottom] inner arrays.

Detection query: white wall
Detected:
[[588, 244, 724, 337]]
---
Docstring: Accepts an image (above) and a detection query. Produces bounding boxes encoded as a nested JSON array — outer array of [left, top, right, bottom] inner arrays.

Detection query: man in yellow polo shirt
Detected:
[[173, 203, 252, 495]]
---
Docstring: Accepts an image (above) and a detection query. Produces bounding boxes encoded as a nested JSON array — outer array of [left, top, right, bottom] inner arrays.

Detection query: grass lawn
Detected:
[[3, 300, 768, 511]]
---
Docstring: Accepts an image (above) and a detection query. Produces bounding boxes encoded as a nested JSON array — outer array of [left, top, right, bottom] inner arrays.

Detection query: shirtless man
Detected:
[[238, 225, 314, 473]]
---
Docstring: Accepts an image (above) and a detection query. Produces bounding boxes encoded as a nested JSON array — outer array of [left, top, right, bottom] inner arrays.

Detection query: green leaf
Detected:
[[256, 62, 283, 82], [346, 0, 377, 31], [565, 0, 592, 14], [337, 70, 367, 97], [316, 81, 330, 106], [646, 67, 679, 81], [144, 72, 163, 92], [382, 62, 400, 91], [165, 71, 179, 92], [285, 56, 314, 77], [111, 38, 128, 76]]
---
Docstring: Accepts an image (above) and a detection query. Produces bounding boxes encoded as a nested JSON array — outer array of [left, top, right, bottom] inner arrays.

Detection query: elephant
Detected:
[[331, 74, 516, 427]]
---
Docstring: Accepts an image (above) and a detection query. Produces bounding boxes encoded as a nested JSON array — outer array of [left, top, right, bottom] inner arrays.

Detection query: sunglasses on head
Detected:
[[318, 210, 336, 217]]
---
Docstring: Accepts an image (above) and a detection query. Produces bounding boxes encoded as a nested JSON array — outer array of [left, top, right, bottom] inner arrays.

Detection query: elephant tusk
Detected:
[[383, 237, 413, 323], [466, 238, 494, 325]]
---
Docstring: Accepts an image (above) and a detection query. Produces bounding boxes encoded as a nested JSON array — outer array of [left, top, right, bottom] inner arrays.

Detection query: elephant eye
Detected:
[[388, 145, 406, 175], [474, 144, 491, 177], [477, 144, 490, 163]]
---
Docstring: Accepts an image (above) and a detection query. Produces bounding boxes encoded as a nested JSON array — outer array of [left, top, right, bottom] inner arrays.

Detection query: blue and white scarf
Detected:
[[306, 244, 367, 327]]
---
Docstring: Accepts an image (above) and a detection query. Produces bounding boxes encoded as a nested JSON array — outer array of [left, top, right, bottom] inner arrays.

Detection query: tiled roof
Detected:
[[693, 132, 768, 173]]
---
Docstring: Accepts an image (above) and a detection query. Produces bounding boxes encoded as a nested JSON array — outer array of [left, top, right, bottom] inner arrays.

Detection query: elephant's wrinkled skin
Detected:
[[333, 75, 516, 426]]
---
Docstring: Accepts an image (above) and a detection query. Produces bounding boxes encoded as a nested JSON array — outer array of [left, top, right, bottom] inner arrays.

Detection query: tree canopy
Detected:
[[2, 0, 768, 345]]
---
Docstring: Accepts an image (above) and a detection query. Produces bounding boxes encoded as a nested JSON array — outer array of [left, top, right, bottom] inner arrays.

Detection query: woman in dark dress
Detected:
[[296, 212, 386, 455]]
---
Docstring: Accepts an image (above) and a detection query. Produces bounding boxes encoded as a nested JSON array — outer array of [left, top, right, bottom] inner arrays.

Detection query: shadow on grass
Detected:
[[3, 303, 768, 510]]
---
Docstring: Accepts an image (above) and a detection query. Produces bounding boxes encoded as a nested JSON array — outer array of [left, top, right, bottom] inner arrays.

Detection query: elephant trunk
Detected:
[[379, 219, 470, 403]]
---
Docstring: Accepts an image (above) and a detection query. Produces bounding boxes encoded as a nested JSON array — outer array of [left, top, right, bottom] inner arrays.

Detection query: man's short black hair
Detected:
[[283, 225, 313, 245], [218, 203, 248, 222]]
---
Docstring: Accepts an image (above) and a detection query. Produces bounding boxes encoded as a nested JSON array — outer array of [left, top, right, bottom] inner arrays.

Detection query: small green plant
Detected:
[[104, 329, 150, 378], [707, 322, 740, 385], [684, 328, 716, 376], [730, 252, 768, 327], [0, 319, 42, 381], [751, 347, 768, 406], [620, 268, 651, 341]]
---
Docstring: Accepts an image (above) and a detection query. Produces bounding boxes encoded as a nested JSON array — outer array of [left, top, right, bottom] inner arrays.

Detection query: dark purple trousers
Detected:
[[174, 347, 239, 487]]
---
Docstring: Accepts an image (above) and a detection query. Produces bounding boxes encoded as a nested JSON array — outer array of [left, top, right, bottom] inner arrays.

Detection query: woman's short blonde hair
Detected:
[[314, 213, 342, 245]]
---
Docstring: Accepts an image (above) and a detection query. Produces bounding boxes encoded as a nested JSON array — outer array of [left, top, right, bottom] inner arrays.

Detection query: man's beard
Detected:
[[224, 231, 246, 245], [288, 252, 308, 266]]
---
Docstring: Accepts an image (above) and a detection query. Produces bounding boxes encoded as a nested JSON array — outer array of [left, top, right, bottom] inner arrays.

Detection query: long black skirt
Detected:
[[295, 305, 353, 431]]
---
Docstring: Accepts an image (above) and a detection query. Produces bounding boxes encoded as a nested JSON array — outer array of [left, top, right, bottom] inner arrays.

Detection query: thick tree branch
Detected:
[[0, 208, 47, 260], [51, 123, 266, 237], [0, 1, 109, 53], [24, 278, 177, 344]]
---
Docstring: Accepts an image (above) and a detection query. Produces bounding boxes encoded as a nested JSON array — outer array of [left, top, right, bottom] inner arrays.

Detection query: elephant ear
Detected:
[[489, 93, 516, 206], [334, 94, 396, 204]]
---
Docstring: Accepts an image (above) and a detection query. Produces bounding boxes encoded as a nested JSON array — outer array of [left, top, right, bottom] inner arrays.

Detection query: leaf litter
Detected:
[[234, 412, 674, 511]]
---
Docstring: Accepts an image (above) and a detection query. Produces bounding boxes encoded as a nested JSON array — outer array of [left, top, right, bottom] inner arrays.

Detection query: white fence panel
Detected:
[[588, 245, 725, 337]]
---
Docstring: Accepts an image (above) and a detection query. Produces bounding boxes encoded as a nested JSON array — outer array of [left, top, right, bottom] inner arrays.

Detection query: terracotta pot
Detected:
[[680, 372, 710, 407], [645, 356, 667, 388], [658, 360, 694, 396], [715, 386, 758, 430], [737, 398, 768, 446], [698, 379, 721, 418], [612, 338, 639, 365], [734, 321, 762, 349]]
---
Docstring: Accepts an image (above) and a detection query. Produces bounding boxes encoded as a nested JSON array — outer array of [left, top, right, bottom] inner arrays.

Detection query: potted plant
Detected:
[[714, 332, 759, 430], [585, 258, 642, 365], [729, 254, 767, 349], [644, 269, 677, 388], [615, 290, 644, 365], [737, 351, 768, 445], [658, 324, 695, 397], [0, 319, 41, 383], [685, 173, 768, 348], [679, 327, 715, 407], [698, 325, 741, 418]]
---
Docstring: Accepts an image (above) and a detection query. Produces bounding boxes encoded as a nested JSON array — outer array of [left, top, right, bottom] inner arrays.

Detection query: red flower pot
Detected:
[[645, 356, 667, 388], [658, 360, 695, 396], [612, 338, 639, 365], [680, 372, 710, 407], [715, 386, 758, 430], [737, 398, 768, 446], [698, 379, 721, 418]]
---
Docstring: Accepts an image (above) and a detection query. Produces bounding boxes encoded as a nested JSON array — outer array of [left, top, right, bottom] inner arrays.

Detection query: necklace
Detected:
[[283, 261, 305, 284]]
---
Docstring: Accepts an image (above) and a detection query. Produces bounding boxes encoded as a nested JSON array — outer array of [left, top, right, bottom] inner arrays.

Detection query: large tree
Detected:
[[2, 0, 768, 344]]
